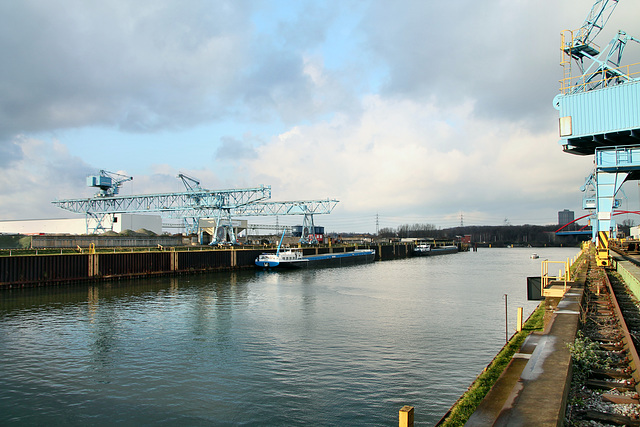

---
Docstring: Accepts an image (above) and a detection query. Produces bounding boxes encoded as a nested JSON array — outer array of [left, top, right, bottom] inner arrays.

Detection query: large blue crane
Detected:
[[53, 174, 272, 236], [555, 0, 640, 266]]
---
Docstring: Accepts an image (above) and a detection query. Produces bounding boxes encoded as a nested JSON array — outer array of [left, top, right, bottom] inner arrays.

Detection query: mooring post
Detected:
[[504, 294, 508, 343], [399, 405, 414, 427], [516, 307, 523, 332]]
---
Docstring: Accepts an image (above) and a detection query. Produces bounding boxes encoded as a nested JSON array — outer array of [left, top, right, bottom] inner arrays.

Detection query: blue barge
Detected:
[[255, 248, 376, 269]]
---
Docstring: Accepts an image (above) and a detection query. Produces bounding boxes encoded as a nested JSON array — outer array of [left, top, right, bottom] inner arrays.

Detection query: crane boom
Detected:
[[572, 0, 619, 53], [177, 173, 202, 192]]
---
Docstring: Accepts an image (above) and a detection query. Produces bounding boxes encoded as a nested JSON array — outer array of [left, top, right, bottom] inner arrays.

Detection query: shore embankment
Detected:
[[436, 245, 589, 426]]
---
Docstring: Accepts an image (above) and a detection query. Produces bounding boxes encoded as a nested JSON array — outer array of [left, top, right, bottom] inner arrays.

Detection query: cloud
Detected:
[[0, 0, 255, 138], [3, 0, 638, 144], [0, 136, 94, 219], [242, 94, 591, 227], [357, 1, 640, 132], [216, 135, 259, 160], [0, 136, 235, 221], [0, 140, 23, 167], [0, 0, 363, 142], [3, 0, 639, 232]]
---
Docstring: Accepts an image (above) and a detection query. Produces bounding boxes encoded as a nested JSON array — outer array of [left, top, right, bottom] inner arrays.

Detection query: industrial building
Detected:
[[0, 214, 162, 235]]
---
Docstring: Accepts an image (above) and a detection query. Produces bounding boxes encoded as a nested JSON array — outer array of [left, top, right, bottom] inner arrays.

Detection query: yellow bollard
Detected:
[[399, 406, 414, 427], [516, 307, 523, 332]]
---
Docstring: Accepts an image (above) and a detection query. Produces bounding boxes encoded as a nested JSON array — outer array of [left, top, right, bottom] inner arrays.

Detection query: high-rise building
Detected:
[[558, 209, 574, 227]]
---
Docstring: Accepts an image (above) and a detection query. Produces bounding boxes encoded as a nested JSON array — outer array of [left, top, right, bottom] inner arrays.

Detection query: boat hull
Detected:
[[412, 245, 458, 256], [255, 259, 309, 269], [429, 246, 458, 256]]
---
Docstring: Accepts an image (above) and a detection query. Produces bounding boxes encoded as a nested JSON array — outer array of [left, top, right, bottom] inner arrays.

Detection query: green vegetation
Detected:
[[0, 235, 31, 249], [439, 304, 546, 426], [569, 248, 587, 277], [567, 331, 611, 385]]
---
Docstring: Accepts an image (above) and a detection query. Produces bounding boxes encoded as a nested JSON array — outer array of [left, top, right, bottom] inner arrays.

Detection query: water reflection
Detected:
[[0, 248, 579, 425]]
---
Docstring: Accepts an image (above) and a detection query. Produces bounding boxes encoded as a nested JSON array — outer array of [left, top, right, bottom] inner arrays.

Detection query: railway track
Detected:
[[566, 250, 640, 426]]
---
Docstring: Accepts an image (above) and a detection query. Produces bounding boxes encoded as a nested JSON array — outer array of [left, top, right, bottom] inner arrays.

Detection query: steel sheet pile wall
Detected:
[[177, 250, 232, 271], [396, 244, 408, 258], [376, 244, 394, 260], [235, 249, 264, 267], [99, 252, 171, 277], [368, 243, 412, 260], [0, 254, 88, 286]]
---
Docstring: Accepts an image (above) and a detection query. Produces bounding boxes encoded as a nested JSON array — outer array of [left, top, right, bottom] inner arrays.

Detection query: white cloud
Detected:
[[0, 136, 93, 219], [243, 94, 591, 228], [0, 0, 254, 137]]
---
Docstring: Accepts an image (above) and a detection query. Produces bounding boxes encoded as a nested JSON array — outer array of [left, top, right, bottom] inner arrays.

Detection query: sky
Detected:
[[2, 0, 640, 233]]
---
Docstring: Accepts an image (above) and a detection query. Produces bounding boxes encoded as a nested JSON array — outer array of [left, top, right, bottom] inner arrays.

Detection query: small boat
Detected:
[[530, 253, 539, 259]]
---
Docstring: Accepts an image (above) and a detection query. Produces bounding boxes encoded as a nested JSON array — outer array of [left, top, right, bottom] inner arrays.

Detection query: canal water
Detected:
[[0, 247, 578, 426]]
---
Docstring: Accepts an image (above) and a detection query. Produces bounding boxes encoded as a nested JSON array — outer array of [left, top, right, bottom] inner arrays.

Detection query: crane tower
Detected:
[[554, 0, 640, 266]]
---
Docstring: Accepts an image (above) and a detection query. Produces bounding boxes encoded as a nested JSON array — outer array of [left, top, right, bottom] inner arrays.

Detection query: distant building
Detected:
[[0, 214, 163, 235], [558, 209, 574, 226]]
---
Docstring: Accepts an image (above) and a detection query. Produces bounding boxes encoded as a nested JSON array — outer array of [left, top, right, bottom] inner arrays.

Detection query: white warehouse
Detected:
[[0, 214, 163, 235]]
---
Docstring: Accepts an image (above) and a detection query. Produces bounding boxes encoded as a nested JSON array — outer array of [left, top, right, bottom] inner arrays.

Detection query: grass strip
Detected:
[[438, 303, 546, 426]]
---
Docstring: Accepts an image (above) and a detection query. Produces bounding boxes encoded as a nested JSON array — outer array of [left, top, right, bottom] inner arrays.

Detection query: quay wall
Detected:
[[0, 243, 414, 288]]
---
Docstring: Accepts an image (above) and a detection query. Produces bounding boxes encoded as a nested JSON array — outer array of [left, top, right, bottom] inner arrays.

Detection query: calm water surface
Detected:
[[0, 247, 578, 425]]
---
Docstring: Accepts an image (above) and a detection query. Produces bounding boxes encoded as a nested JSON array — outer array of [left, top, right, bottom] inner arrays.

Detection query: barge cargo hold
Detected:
[[255, 248, 376, 269]]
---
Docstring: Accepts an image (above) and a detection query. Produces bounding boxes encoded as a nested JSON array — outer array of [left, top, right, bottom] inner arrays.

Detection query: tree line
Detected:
[[376, 223, 587, 247]]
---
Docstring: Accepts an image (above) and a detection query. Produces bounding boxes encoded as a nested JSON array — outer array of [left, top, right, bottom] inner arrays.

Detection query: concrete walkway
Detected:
[[466, 261, 588, 426]]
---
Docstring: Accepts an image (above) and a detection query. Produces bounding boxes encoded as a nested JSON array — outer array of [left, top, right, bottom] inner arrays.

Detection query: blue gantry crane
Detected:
[[54, 174, 272, 237], [54, 172, 339, 244], [554, 0, 640, 266]]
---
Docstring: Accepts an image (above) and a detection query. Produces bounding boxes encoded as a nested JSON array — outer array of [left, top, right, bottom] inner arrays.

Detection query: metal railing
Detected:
[[541, 259, 571, 294], [559, 61, 640, 94], [541, 245, 586, 296]]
